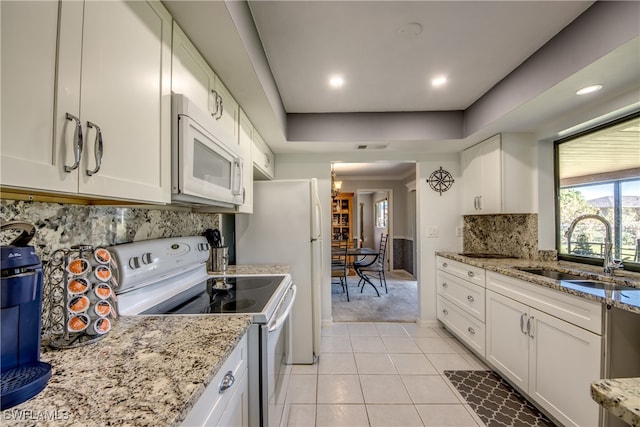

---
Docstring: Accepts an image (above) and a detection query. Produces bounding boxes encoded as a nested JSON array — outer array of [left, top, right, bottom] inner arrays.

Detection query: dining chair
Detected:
[[331, 240, 350, 301], [356, 233, 388, 294]]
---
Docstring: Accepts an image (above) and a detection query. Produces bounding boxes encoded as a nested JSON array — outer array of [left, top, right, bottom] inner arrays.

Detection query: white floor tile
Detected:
[[354, 353, 397, 375], [348, 323, 379, 336], [317, 375, 364, 404], [315, 404, 369, 427], [425, 353, 474, 373], [321, 335, 353, 353], [460, 352, 490, 370], [367, 404, 424, 427], [415, 404, 480, 426], [350, 335, 386, 353], [318, 353, 357, 374], [286, 404, 316, 427], [389, 353, 439, 375], [402, 375, 462, 404], [375, 322, 410, 336], [292, 363, 319, 375], [360, 374, 412, 404], [414, 337, 458, 354], [435, 326, 454, 338], [286, 375, 317, 404], [403, 324, 443, 338], [382, 336, 422, 353], [443, 337, 472, 354], [322, 323, 350, 336]]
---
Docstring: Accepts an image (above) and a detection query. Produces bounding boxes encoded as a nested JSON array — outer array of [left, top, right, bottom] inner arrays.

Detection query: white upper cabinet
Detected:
[[237, 110, 254, 213], [1, 0, 172, 204], [461, 133, 536, 214], [252, 131, 275, 180], [171, 22, 239, 144]]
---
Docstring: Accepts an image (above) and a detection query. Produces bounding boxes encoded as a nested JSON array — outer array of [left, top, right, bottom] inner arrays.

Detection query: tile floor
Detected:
[[284, 322, 490, 427]]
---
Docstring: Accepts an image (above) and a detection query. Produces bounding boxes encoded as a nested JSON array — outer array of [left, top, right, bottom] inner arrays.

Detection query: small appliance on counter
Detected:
[[1, 221, 52, 410]]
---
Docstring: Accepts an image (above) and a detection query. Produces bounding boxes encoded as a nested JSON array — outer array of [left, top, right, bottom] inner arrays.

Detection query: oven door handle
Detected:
[[268, 285, 297, 333]]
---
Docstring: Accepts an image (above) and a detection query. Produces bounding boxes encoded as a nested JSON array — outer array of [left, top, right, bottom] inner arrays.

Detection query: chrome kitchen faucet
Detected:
[[565, 214, 623, 276]]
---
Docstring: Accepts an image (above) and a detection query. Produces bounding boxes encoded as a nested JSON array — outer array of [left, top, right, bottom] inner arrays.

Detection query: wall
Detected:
[[0, 200, 219, 261]]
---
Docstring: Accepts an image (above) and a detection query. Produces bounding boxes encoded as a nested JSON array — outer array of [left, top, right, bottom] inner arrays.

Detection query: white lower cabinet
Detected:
[[486, 281, 602, 427], [182, 334, 249, 427]]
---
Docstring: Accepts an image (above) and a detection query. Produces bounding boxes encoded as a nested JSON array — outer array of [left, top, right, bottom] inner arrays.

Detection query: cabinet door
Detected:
[[215, 368, 249, 427], [0, 1, 80, 193], [78, 0, 171, 203], [477, 135, 502, 213], [486, 290, 530, 391], [460, 144, 481, 214], [172, 22, 216, 116], [529, 309, 601, 427], [214, 78, 240, 144], [237, 110, 253, 213]]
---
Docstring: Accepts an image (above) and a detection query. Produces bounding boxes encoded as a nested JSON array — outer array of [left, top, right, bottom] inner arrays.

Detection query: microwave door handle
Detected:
[[267, 285, 297, 333], [232, 158, 243, 195]]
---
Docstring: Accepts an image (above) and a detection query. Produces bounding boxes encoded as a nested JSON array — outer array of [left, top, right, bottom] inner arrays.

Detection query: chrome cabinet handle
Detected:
[[64, 113, 83, 172], [467, 271, 475, 278], [527, 316, 534, 338], [473, 196, 479, 210], [219, 371, 235, 394], [265, 153, 271, 168], [217, 94, 224, 119], [86, 121, 103, 176], [520, 313, 527, 334], [210, 90, 219, 118], [467, 327, 476, 335], [442, 309, 448, 315], [441, 282, 448, 288], [477, 195, 482, 210], [467, 295, 475, 302], [442, 262, 448, 268], [242, 187, 246, 204]]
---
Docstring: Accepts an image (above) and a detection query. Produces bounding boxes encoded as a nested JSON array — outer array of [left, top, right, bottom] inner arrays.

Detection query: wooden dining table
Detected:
[[331, 246, 381, 297]]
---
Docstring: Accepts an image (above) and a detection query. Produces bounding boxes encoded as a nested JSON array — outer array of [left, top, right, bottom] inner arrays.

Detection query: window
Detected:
[[375, 199, 388, 228], [555, 113, 640, 271]]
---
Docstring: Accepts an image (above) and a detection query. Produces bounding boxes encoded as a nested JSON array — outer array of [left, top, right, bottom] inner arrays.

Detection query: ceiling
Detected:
[[248, 1, 592, 113], [163, 1, 640, 177]]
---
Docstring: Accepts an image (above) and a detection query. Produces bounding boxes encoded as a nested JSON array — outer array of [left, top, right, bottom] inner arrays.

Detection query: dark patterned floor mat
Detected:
[[444, 370, 556, 427]]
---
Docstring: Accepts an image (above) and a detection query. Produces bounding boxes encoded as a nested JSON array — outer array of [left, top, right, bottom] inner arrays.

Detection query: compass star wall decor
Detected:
[[427, 167, 454, 195]]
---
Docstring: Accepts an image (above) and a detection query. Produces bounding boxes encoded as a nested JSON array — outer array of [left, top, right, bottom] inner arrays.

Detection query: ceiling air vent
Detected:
[[355, 144, 389, 150]]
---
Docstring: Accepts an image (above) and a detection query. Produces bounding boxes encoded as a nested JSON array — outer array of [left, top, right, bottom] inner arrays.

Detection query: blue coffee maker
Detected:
[[1, 221, 52, 410]]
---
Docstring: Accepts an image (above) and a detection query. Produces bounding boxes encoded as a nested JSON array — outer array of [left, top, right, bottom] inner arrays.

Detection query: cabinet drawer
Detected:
[[436, 256, 485, 287], [437, 270, 485, 321], [437, 295, 485, 358], [182, 333, 248, 426], [486, 271, 602, 335]]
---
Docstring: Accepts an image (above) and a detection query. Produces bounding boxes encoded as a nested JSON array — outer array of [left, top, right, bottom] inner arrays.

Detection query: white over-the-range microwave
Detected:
[[171, 94, 245, 208]]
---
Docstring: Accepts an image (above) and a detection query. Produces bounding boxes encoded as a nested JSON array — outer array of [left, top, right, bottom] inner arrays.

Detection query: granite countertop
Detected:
[[436, 252, 640, 314], [3, 315, 251, 426], [591, 378, 640, 426]]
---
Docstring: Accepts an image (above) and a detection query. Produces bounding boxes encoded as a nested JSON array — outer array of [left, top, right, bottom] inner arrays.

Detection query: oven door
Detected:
[[262, 284, 296, 427], [174, 112, 244, 207]]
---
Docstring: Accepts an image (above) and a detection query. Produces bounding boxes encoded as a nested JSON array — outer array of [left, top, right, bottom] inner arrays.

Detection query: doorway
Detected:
[[329, 162, 417, 322]]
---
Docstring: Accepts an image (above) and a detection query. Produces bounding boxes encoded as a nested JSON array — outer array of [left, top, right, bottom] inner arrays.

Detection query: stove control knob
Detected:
[[129, 256, 141, 269], [142, 252, 153, 265]]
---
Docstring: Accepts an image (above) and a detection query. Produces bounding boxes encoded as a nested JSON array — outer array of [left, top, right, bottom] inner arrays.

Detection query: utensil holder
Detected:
[[209, 247, 229, 273]]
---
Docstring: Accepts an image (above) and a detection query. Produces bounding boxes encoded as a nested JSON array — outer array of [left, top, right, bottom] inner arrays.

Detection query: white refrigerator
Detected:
[[236, 179, 323, 364]]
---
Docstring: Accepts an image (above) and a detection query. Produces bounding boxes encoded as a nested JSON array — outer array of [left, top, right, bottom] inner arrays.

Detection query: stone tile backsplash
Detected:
[[463, 213, 539, 259], [0, 200, 219, 261]]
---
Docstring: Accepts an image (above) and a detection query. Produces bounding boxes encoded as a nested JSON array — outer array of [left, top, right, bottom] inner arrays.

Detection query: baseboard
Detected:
[[417, 319, 441, 328]]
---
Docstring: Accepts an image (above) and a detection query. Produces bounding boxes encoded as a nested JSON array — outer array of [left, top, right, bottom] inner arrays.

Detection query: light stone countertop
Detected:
[[436, 252, 640, 314], [591, 378, 640, 426], [3, 265, 286, 426]]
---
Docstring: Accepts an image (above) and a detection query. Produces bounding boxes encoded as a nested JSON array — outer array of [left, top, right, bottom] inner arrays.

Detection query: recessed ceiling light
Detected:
[[431, 76, 447, 87], [576, 84, 603, 95], [329, 75, 344, 88]]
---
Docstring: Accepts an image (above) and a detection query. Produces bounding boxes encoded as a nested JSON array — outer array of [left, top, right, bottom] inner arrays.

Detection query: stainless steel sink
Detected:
[[516, 268, 584, 281]]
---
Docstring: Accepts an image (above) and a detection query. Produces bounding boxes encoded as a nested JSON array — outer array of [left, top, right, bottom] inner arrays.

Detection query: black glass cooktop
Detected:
[[142, 275, 286, 315]]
